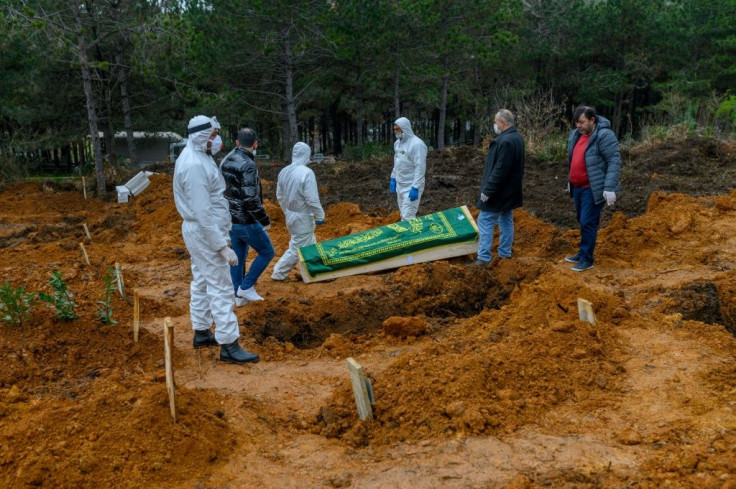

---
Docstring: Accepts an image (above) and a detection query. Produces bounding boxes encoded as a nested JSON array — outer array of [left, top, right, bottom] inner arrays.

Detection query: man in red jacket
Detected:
[[566, 106, 622, 272]]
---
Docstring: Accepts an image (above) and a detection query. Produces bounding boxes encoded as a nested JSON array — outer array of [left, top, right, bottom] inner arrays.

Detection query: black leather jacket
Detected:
[[220, 148, 270, 227]]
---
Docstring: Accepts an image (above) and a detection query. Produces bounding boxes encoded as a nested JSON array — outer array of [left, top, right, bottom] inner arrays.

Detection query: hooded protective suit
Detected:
[[173, 115, 239, 344], [391, 117, 427, 220], [271, 142, 325, 281]]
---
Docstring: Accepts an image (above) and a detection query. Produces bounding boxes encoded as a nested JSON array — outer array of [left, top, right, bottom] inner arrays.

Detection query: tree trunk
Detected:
[[73, 143, 79, 168], [104, 123, 115, 166], [331, 101, 342, 155], [614, 91, 624, 135], [393, 49, 400, 120], [437, 70, 449, 150], [282, 35, 298, 160], [117, 46, 137, 166], [72, 2, 105, 196], [308, 116, 315, 151], [356, 96, 364, 146], [321, 114, 328, 154]]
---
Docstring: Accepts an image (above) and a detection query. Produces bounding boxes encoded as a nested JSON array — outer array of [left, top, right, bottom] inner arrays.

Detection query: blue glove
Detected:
[[409, 187, 419, 201], [389, 178, 397, 194], [316, 219, 325, 225]]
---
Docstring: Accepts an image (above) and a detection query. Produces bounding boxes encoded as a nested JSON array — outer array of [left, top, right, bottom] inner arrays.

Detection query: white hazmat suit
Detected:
[[173, 115, 239, 345], [271, 142, 325, 281], [391, 117, 427, 220]]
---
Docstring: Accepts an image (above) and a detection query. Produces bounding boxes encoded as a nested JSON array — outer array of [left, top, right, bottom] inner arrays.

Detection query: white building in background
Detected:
[[99, 131, 184, 165]]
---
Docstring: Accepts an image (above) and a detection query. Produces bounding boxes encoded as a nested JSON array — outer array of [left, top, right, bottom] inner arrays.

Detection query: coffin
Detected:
[[298, 206, 479, 283]]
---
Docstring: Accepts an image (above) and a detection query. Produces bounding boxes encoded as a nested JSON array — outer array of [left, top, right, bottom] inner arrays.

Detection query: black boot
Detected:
[[193, 329, 218, 349], [220, 340, 260, 364]]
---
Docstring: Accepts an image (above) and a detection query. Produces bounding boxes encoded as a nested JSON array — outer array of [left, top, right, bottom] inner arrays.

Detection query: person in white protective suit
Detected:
[[271, 142, 326, 281], [390, 117, 427, 220], [173, 115, 259, 364]]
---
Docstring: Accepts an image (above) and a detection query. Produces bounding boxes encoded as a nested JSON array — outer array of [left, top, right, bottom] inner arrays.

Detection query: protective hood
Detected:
[[291, 141, 311, 166], [394, 117, 416, 139], [276, 142, 325, 235], [186, 115, 221, 152], [595, 115, 612, 131]]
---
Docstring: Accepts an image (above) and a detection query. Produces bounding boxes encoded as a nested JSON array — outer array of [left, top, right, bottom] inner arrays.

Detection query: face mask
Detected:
[[493, 123, 501, 135], [394, 132, 403, 140], [208, 135, 223, 156], [251, 149, 257, 157]]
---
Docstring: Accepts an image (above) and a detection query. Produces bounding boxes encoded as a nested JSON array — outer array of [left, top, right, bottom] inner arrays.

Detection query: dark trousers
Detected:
[[572, 185, 604, 263]]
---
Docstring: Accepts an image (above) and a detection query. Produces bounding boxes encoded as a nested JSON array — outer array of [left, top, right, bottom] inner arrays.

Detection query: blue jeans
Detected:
[[229, 223, 275, 292], [477, 210, 514, 262], [572, 186, 604, 264]]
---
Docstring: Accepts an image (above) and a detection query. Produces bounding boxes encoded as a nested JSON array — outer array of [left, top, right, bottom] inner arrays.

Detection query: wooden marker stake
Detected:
[[577, 298, 597, 326], [83, 223, 92, 242], [82, 176, 87, 200], [164, 317, 177, 422], [79, 242, 90, 265], [347, 357, 374, 420], [115, 262, 125, 300], [133, 289, 140, 343]]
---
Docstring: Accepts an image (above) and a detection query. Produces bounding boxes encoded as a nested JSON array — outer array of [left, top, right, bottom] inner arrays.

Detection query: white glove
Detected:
[[263, 224, 271, 231], [480, 193, 489, 202], [219, 247, 238, 266], [603, 191, 616, 206]]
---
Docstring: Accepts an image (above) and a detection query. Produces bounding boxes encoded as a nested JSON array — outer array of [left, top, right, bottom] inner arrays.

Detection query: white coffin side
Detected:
[[299, 241, 477, 283]]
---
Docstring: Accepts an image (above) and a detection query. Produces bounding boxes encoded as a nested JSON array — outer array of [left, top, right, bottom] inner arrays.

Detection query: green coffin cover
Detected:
[[298, 206, 478, 278]]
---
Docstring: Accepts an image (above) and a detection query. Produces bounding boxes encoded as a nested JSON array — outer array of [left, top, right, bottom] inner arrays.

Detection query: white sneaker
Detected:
[[234, 296, 248, 307], [236, 286, 264, 302]]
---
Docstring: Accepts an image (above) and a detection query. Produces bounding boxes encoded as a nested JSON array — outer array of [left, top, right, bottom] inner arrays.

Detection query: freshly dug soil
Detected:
[[1, 136, 735, 488]]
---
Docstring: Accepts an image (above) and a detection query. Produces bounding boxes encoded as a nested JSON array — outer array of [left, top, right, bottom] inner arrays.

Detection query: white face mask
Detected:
[[493, 123, 501, 135], [394, 132, 403, 140], [208, 135, 222, 156]]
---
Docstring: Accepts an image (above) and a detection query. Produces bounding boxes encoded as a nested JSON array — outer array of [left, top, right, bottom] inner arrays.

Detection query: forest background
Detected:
[[1, 0, 735, 195]]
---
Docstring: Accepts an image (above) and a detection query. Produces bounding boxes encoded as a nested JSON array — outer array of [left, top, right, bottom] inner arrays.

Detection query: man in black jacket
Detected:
[[220, 128, 274, 305], [475, 109, 525, 265]]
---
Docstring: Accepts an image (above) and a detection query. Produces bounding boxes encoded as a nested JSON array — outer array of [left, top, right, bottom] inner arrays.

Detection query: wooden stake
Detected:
[[347, 357, 374, 420], [82, 176, 87, 200], [115, 262, 125, 300], [133, 289, 139, 343], [164, 317, 177, 422], [79, 242, 90, 265], [577, 298, 597, 326], [82, 223, 92, 242]]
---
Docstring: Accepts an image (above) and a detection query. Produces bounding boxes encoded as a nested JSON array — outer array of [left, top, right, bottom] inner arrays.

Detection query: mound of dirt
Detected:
[[1, 138, 736, 488], [257, 136, 736, 231]]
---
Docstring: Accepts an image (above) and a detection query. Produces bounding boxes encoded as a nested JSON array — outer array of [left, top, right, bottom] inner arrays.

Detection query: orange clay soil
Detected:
[[1, 144, 736, 488]]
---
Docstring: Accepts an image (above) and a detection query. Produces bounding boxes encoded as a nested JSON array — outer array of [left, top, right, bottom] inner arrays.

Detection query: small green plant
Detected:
[[97, 267, 118, 325], [530, 135, 568, 162], [39, 270, 77, 321], [0, 282, 37, 327], [715, 95, 736, 133]]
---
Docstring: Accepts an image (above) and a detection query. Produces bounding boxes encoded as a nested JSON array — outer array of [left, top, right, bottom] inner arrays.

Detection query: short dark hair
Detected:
[[574, 106, 597, 123], [237, 128, 257, 148]]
